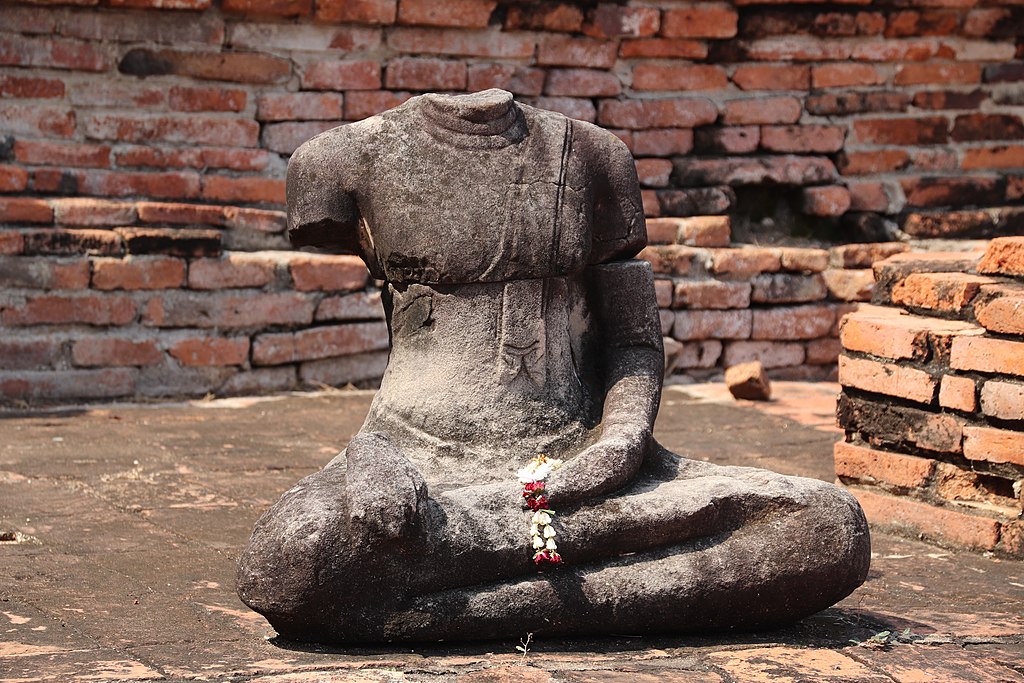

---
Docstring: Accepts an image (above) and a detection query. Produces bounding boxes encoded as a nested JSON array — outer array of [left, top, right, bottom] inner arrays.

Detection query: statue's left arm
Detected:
[[547, 126, 663, 506]]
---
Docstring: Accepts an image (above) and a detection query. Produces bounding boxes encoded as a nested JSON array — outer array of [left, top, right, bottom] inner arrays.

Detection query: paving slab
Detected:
[[1, 383, 1022, 682]]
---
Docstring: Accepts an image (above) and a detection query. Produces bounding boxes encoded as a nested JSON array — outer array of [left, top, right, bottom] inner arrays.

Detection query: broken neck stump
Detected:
[[237, 90, 871, 643]]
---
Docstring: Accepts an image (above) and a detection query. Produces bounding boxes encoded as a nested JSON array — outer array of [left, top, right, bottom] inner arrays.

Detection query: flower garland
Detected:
[[517, 455, 563, 566]]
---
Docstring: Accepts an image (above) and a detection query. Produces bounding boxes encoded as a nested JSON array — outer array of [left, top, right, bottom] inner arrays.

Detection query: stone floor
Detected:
[[1, 383, 1022, 682]]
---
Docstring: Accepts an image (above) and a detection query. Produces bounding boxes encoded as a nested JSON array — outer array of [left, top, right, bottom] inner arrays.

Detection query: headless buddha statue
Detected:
[[236, 89, 871, 642]]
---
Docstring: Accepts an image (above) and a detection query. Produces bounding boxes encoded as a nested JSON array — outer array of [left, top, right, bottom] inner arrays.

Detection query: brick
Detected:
[[710, 248, 780, 280], [752, 305, 835, 341], [913, 89, 988, 111], [963, 145, 1024, 171], [228, 23, 380, 52], [892, 272, 995, 313], [674, 156, 836, 187], [619, 38, 707, 60], [850, 38, 940, 62], [743, 36, 852, 62], [635, 159, 672, 188], [168, 86, 246, 113], [885, 9, 958, 37], [598, 98, 717, 130], [838, 393, 962, 454], [722, 96, 800, 125], [673, 280, 750, 310], [108, 0, 212, 9], [135, 202, 222, 226], [673, 309, 751, 341], [656, 187, 735, 217], [693, 126, 759, 154], [895, 63, 981, 86], [222, 0, 312, 17], [731, 64, 809, 91], [939, 375, 977, 413], [811, 63, 884, 88], [838, 150, 909, 176], [143, 291, 314, 328], [116, 146, 270, 172], [980, 380, 1024, 421], [0, 103, 76, 139], [0, 256, 90, 290], [118, 48, 290, 84], [14, 141, 111, 169], [299, 60, 381, 91], [61, 7, 224, 43], [829, 242, 908, 269], [189, 253, 276, 289], [387, 28, 535, 59], [978, 237, 1024, 277], [0, 166, 28, 193], [725, 360, 771, 401], [252, 321, 389, 365], [0, 337, 61, 370], [986, 63, 1024, 84], [299, 350, 389, 387], [841, 307, 982, 361], [662, 4, 737, 38], [0, 232, 23, 255], [0, 368, 138, 401], [531, 97, 596, 123], [806, 337, 842, 365], [288, 254, 369, 292], [660, 216, 730, 248], [0, 35, 109, 72], [72, 337, 162, 367], [652, 278, 673, 308], [854, 117, 948, 145], [51, 198, 135, 227], [22, 229, 123, 256], [545, 69, 619, 97], [952, 114, 1024, 142], [262, 121, 342, 155], [901, 176, 1003, 210], [219, 366, 296, 395], [385, 58, 466, 90], [67, 80, 164, 108], [909, 148, 957, 173], [0, 198, 52, 224], [223, 206, 286, 233], [751, 273, 827, 304], [202, 176, 285, 205], [0, 75, 64, 99], [951, 335, 1024, 376], [638, 245, 709, 276], [823, 269, 874, 302], [83, 113, 259, 147], [903, 207, 1024, 239], [59, 170, 202, 201], [537, 36, 617, 68], [851, 488, 1001, 551], [850, 180, 901, 213], [632, 64, 728, 91], [314, 0, 396, 23], [805, 91, 910, 116], [839, 355, 937, 404], [963, 426, 1024, 467], [505, 3, 583, 32], [874, 252, 985, 305], [723, 340, 804, 369], [315, 291, 385, 321], [3, 294, 136, 326], [344, 90, 414, 120], [778, 248, 828, 273], [466, 64, 545, 97], [169, 337, 250, 367], [574, 8, 651, 40], [92, 256, 185, 290], [761, 125, 845, 153], [632, 129, 693, 157], [975, 287, 1024, 336], [834, 442, 934, 489], [256, 92, 343, 122], [114, 227, 220, 258]]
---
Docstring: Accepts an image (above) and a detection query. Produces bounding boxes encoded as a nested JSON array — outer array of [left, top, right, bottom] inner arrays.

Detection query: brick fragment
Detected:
[[723, 340, 803, 369], [978, 237, 1024, 277], [0, 256, 90, 290], [823, 269, 874, 302], [837, 393, 962, 454], [114, 228, 221, 258], [169, 337, 250, 367], [22, 229, 123, 256], [939, 375, 977, 413], [752, 305, 835, 341], [980, 380, 1024, 422], [662, 4, 737, 38], [834, 442, 933, 489], [951, 335, 1024, 377], [143, 291, 314, 328], [92, 256, 186, 290], [597, 98, 717, 130], [118, 48, 290, 84], [963, 426, 1024, 467], [851, 488, 1000, 551], [288, 254, 369, 292], [673, 280, 750, 310], [725, 361, 771, 401], [892, 272, 995, 314], [72, 337, 162, 367], [189, 253, 277, 290], [3, 294, 136, 326], [673, 310, 751, 341], [838, 355, 936, 404], [253, 322, 389, 365]]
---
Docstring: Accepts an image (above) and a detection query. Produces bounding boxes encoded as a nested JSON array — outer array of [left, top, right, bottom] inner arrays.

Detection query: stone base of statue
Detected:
[[236, 89, 871, 643]]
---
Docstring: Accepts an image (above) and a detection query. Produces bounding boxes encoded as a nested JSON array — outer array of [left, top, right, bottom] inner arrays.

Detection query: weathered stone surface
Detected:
[[237, 90, 871, 643]]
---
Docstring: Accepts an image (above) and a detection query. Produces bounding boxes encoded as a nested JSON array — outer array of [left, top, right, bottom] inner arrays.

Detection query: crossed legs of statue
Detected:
[[237, 432, 870, 643]]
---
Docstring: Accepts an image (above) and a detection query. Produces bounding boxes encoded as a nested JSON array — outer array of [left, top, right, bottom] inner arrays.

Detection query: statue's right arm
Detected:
[[286, 131, 364, 254]]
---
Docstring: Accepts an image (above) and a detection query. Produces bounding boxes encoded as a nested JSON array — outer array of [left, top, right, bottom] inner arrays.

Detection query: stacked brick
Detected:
[[0, 197, 389, 401], [835, 237, 1024, 558], [643, 216, 904, 381]]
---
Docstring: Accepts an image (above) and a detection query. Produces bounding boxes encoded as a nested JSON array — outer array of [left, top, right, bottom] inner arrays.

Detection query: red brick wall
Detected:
[[1, 0, 1022, 401]]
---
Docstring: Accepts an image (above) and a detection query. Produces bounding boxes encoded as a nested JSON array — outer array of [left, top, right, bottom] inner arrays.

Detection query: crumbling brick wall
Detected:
[[1, 0, 1022, 401]]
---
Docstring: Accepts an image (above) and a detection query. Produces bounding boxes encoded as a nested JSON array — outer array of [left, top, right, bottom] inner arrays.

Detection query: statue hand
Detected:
[[544, 428, 649, 507], [344, 432, 428, 541]]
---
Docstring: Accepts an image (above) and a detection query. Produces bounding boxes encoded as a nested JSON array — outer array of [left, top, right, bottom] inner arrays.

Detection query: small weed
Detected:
[[516, 632, 533, 664]]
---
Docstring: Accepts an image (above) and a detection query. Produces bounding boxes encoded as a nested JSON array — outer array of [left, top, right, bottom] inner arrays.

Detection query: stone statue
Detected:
[[236, 89, 870, 642]]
